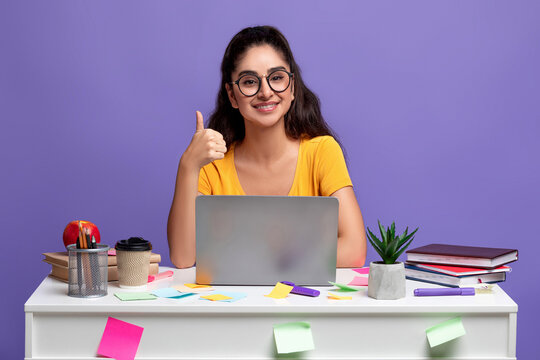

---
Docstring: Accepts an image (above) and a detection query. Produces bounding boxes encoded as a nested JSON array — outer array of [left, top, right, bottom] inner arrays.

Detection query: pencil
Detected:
[[81, 224, 88, 249]]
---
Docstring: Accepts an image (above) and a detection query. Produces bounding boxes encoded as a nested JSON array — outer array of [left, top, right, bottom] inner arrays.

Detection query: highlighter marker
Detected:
[[414, 287, 476, 296], [148, 270, 174, 283], [280, 281, 320, 297]]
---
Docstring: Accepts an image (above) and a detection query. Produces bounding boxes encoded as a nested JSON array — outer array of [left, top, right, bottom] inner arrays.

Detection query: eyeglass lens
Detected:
[[237, 70, 290, 96]]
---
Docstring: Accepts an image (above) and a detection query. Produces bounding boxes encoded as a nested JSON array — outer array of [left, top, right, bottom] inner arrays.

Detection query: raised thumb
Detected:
[[195, 111, 204, 131]]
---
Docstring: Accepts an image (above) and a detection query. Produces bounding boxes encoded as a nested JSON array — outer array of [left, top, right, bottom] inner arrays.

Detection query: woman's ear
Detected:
[[225, 83, 239, 109]]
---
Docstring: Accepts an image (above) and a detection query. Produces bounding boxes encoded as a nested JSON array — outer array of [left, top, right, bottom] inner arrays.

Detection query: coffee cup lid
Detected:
[[115, 237, 152, 251]]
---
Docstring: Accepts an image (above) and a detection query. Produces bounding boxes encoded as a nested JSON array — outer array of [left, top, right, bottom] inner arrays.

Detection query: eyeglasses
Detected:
[[230, 69, 293, 97]]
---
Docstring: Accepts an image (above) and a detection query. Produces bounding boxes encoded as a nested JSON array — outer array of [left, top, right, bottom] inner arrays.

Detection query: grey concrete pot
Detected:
[[367, 261, 406, 300]]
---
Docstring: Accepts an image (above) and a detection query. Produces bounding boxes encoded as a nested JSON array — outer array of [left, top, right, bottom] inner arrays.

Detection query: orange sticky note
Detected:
[[200, 294, 234, 301], [173, 284, 213, 293], [184, 283, 212, 288], [265, 282, 293, 299], [328, 292, 352, 300]]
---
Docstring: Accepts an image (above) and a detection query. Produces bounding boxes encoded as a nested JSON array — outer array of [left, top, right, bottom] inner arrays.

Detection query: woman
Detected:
[[168, 26, 366, 268]]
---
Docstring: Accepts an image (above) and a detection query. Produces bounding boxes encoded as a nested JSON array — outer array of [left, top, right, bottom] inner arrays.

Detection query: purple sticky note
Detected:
[[97, 317, 144, 360], [353, 267, 369, 275], [348, 276, 369, 286]]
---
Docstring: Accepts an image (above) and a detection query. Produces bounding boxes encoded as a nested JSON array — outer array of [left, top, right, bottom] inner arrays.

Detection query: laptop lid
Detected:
[[195, 195, 338, 286]]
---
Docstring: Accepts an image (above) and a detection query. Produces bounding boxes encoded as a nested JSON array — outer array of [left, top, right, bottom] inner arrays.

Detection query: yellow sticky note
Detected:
[[200, 294, 233, 301], [328, 292, 352, 300], [265, 282, 293, 299], [184, 283, 212, 289]]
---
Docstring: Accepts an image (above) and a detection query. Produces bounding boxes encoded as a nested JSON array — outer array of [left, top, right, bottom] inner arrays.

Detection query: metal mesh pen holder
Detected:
[[67, 244, 109, 298]]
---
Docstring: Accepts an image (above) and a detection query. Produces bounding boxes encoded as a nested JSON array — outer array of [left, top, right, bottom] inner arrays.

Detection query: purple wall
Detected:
[[2, 1, 539, 358]]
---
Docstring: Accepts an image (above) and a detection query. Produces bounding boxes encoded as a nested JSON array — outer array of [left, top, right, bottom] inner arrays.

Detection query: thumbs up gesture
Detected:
[[181, 111, 227, 170]]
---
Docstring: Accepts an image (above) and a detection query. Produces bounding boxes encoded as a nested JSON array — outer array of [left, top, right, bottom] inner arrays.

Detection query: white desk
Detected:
[[25, 267, 517, 359]]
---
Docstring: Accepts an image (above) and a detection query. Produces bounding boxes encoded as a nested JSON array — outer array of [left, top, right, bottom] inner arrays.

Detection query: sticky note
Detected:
[[426, 317, 466, 347], [201, 291, 247, 302], [114, 292, 157, 301], [328, 281, 359, 292], [265, 282, 293, 299], [107, 249, 116, 256], [97, 317, 144, 360], [173, 284, 213, 293], [184, 283, 212, 289], [151, 288, 184, 298], [273, 321, 315, 354], [200, 294, 234, 301], [353, 267, 369, 274], [348, 276, 369, 286], [327, 292, 352, 300]]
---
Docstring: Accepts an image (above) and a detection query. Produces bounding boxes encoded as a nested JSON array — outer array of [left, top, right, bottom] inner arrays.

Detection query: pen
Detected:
[[414, 287, 476, 296], [76, 231, 82, 293], [89, 232, 97, 290]]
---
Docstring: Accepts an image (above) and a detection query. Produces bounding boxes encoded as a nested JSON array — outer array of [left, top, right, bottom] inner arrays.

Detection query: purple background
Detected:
[[1, 1, 539, 358]]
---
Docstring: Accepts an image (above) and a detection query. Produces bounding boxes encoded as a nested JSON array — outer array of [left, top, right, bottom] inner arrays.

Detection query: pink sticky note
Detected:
[[353, 267, 369, 274], [97, 317, 144, 360], [108, 248, 116, 256], [348, 276, 369, 286]]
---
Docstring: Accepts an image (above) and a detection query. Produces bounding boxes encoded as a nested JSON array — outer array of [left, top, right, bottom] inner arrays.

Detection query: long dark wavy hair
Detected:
[[207, 26, 340, 149]]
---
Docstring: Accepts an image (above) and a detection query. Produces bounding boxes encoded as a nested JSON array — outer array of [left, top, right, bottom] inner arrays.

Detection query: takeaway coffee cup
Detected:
[[115, 237, 152, 289]]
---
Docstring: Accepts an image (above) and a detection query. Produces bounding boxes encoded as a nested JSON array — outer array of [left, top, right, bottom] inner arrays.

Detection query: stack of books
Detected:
[[42, 250, 161, 283], [404, 244, 518, 287]]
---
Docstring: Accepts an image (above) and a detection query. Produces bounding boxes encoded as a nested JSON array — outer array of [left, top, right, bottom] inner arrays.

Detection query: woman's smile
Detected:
[[253, 101, 279, 112]]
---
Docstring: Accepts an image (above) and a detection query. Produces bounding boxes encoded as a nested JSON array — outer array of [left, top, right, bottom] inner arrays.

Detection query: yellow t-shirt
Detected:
[[198, 135, 352, 196]]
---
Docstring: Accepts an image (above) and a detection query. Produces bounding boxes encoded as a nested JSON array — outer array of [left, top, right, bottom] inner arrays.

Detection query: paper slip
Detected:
[[327, 292, 352, 300], [265, 282, 293, 299], [348, 276, 369, 286], [353, 267, 370, 274], [184, 283, 212, 289], [173, 284, 214, 293], [328, 281, 360, 292], [199, 291, 247, 303], [97, 317, 144, 360], [426, 317, 466, 347], [200, 294, 234, 301], [114, 292, 157, 301], [273, 321, 315, 354], [151, 288, 195, 299]]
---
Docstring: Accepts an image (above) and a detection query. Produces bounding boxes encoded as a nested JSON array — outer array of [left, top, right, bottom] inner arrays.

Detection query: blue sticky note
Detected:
[[151, 288, 184, 298]]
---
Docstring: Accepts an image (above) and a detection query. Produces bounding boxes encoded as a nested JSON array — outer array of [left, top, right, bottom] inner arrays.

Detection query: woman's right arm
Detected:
[[167, 111, 226, 268]]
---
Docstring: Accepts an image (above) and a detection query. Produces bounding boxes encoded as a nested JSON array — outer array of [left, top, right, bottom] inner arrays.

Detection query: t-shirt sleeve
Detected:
[[317, 137, 353, 196], [198, 167, 212, 195]]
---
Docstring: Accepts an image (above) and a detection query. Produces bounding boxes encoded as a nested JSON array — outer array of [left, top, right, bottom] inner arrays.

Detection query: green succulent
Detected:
[[366, 221, 418, 264]]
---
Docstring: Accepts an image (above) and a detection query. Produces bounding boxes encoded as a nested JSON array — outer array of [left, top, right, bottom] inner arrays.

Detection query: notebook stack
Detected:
[[404, 244, 518, 287], [42, 250, 161, 283]]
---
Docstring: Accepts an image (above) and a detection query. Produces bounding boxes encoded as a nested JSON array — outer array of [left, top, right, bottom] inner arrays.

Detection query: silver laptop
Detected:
[[196, 195, 338, 286]]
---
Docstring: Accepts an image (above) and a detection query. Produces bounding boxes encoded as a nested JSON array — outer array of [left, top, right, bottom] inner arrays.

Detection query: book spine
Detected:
[[48, 263, 160, 282]]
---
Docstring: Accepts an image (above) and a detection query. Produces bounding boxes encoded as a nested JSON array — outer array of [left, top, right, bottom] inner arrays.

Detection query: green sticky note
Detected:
[[114, 292, 157, 301], [426, 317, 466, 347], [273, 321, 315, 354], [328, 281, 359, 292]]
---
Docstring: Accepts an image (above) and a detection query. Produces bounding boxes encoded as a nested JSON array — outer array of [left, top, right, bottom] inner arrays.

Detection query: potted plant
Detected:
[[366, 221, 418, 300]]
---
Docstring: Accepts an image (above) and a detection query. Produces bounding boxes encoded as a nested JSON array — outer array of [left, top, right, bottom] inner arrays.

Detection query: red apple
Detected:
[[63, 220, 101, 249]]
